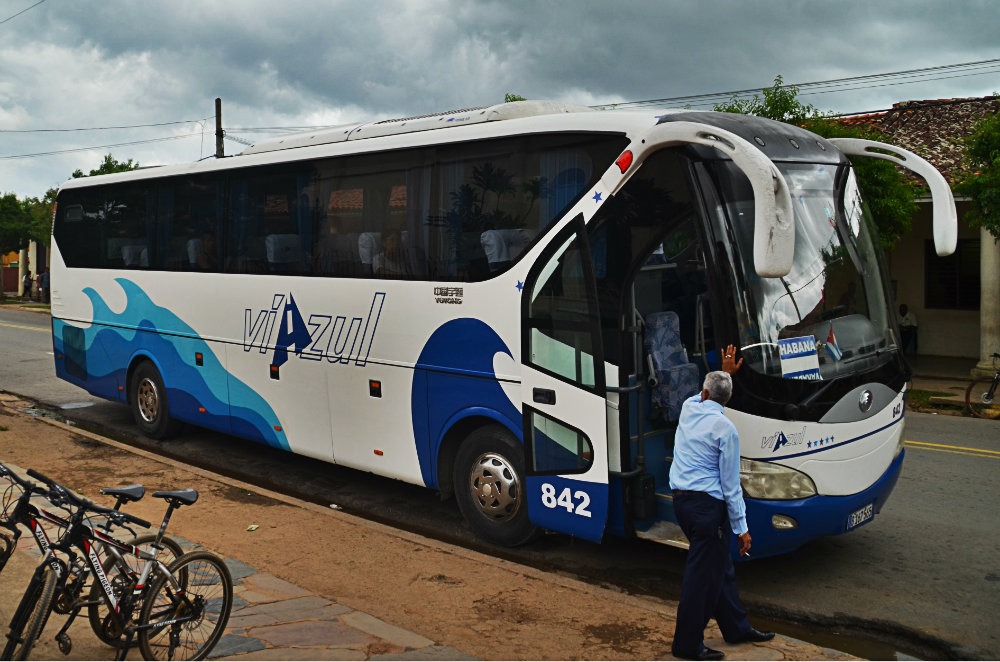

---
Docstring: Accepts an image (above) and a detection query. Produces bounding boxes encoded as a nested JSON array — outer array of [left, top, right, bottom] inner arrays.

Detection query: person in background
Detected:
[[373, 229, 411, 278], [898, 304, 918, 356], [39, 270, 49, 304], [669, 345, 775, 661], [21, 271, 32, 301]]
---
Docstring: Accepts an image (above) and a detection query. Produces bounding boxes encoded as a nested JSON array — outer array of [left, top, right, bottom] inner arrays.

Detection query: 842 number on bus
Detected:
[[540, 483, 592, 518]]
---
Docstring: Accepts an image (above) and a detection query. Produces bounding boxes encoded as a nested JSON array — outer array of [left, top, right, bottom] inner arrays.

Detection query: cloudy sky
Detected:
[[2, 0, 998, 199]]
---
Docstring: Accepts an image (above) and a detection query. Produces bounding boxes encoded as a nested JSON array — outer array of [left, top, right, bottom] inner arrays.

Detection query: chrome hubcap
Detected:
[[136, 378, 160, 424], [468, 452, 520, 522]]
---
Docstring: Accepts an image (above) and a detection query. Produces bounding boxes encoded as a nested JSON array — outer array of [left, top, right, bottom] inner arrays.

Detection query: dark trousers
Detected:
[[671, 491, 752, 655]]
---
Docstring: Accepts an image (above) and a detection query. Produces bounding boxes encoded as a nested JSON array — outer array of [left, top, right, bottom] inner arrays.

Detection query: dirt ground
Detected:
[[0, 396, 850, 660]]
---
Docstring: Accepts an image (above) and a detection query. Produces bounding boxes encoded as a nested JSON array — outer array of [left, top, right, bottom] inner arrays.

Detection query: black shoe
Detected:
[[671, 646, 725, 660], [724, 627, 775, 644]]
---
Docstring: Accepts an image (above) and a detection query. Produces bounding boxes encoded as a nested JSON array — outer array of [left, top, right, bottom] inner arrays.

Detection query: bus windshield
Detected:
[[711, 161, 896, 380]]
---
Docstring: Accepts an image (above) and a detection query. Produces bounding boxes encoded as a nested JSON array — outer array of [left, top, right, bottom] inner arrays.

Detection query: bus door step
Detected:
[[634, 520, 689, 550]]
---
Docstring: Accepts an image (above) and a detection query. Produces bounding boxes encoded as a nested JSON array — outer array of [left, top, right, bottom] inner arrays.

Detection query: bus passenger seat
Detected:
[[481, 228, 534, 272], [121, 244, 147, 268], [643, 311, 700, 423], [358, 232, 381, 275], [265, 234, 304, 271], [186, 238, 202, 268]]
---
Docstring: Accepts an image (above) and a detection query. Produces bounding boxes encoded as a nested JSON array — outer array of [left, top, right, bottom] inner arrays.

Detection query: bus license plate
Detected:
[[847, 503, 874, 530]]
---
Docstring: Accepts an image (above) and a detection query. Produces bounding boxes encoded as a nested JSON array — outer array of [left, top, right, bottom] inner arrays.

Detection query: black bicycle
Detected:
[[965, 352, 1000, 419], [0, 464, 72, 661], [1, 464, 185, 657], [2, 468, 232, 660]]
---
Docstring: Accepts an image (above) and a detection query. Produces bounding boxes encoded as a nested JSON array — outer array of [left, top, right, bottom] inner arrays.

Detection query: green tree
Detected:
[[72, 153, 140, 178], [504, 92, 527, 103], [715, 75, 822, 123], [956, 109, 1000, 239], [21, 189, 59, 248], [0, 192, 33, 255], [716, 76, 918, 249]]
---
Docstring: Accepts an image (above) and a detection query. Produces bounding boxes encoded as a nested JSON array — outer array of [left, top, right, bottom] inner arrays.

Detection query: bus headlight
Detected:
[[740, 458, 817, 499]]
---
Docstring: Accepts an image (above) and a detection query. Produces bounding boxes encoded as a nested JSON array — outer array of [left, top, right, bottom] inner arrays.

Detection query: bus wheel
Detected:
[[130, 362, 179, 440], [453, 425, 539, 547]]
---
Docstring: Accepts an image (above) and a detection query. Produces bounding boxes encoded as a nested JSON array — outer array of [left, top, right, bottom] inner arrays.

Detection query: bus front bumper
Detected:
[[743, 448, 904, 559]]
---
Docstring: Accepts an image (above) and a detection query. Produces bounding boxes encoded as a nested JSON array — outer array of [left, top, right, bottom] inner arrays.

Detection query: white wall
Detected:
[[888, 201, 981, 358]]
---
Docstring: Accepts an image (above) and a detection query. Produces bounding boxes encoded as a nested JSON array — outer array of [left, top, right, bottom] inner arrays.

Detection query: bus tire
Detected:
[[130, 361, 180, 440], [453, 425, 539, 547]]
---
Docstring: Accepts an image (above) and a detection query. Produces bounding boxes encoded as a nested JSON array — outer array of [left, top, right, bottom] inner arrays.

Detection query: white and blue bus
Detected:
[[50, 101, 956, 558]]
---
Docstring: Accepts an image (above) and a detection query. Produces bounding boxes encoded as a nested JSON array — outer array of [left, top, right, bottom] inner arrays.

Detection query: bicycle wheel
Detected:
[[966, 377, 1000, 419], [4, 563, 59, 661], [0, 533, 13, 574], [87, 534, 186, 645], [137, 551, 233, 661]]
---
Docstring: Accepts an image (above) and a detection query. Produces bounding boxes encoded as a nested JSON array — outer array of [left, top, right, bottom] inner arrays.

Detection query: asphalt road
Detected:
[[2, 305, 998, 659]]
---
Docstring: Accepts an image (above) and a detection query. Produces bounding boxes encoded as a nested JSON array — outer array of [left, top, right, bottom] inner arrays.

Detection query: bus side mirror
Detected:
[[616, 121, 795, 278], [828, 138, 957, 257]]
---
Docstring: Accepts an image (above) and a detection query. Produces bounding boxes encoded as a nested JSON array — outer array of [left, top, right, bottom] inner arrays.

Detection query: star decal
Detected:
[[515, 280, 524, 292], [592, 191, 603, 203]]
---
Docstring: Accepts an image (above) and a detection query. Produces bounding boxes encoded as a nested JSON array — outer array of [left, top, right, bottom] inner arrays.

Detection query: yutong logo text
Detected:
[[244, 293, 385, 368]]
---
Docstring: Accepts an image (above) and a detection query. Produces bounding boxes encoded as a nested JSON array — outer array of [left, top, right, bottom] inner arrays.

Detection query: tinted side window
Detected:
[[55, 184, 152, 269], [308, 133, 627, 282], [54, 133, 627, 282]]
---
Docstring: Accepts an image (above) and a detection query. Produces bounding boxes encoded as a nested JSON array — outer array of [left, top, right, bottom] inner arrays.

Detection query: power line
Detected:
[[4, 58, 997, 161], [0, 117, 213, 133], [0, 134, 201, 160], [0, 0, 46, 26], [595, 58, 1000, 110]]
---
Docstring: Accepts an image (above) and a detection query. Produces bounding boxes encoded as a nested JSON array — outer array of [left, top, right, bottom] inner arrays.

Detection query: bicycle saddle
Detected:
[[100, 484, 146, 503], [152, 489, 199, 506]]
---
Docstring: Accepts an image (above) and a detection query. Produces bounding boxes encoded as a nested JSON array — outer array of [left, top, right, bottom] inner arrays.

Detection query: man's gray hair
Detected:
[[703, 371, 733, 405]]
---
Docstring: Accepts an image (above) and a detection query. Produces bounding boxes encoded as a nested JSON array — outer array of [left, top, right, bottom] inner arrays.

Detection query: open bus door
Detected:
[[520, 215, 611, 542]]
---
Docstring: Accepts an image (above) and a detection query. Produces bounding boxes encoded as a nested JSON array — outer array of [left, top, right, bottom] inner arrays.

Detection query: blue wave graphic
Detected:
[[54, 278, 288, 450], [410, 318, 521, 487]]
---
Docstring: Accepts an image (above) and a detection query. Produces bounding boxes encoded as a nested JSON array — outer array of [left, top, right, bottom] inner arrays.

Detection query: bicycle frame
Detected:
[[0, 464, 188, 661], [52, 513, 180, 659]]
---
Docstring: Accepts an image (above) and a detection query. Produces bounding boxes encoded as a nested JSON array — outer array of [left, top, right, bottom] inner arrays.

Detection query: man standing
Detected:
[[898, 304, 918, 356], [669, 345, 774, 660]]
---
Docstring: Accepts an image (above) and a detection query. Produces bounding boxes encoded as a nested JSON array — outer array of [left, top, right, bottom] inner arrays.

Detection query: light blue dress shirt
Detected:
[[668, 394, 748, 535]]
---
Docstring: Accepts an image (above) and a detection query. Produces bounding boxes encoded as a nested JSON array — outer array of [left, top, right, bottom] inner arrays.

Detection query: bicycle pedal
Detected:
[[56, 632, 72, 655]]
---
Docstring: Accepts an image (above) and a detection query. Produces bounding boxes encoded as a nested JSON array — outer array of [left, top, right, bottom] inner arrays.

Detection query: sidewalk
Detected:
[[907, 354, 978, 410], [0, 394, 855, 661]]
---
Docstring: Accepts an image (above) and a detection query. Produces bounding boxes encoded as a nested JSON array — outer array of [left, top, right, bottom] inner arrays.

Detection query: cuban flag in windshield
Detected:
[[826, 323, 843, 362]]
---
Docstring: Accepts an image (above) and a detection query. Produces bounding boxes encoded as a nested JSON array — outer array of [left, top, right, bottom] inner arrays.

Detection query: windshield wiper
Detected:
[[783, 373, 849, 420]]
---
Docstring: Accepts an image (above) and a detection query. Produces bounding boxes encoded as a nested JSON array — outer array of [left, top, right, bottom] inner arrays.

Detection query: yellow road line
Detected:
[[0, 321, 48, 333], [904, 439, 1000, 459]]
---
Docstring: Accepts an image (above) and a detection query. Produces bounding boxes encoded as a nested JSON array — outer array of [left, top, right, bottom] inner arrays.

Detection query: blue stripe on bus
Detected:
[[58, 278, 289, 450], [411, 318, 521, 488], [772, 413, 904, 461]]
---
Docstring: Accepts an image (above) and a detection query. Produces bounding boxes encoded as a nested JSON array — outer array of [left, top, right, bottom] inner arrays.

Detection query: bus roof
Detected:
[[239, 100, 595, 155]]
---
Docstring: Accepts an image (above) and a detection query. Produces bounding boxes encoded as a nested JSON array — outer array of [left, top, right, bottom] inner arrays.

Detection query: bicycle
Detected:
[[3, 468, 232, 661], [966, 352, 1000, 419], [0, 465, 73, 661], [0, 465, 184, 655]]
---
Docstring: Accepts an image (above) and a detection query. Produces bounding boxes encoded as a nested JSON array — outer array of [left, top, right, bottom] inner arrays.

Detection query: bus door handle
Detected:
[[533, 388, 556, 405]]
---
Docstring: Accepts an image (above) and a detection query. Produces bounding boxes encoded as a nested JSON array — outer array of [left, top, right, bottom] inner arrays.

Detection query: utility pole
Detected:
[[215, 97, 224, 158]]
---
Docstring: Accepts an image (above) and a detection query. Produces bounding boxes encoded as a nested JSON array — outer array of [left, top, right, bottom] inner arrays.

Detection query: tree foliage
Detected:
[[715, 75, 822, 124], [504, 92, 527, 103], [72, 153, 140, 179], [955, 109, 1000, 239], [715, 76, 918, 249], [0, 193, 32, 255]]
